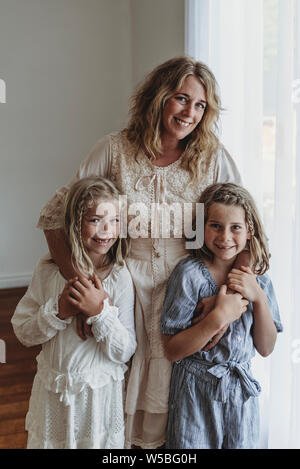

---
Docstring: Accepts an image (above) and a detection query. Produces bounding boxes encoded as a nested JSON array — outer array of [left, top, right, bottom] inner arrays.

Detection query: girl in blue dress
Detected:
[[160, 183, 283, 449]]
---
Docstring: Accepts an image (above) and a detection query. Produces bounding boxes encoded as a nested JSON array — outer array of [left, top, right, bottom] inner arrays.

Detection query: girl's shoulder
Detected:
[[170, 255, 209, 284], [34, 253, 60, 278], [256, 272, 272, 290], [25, 253, 62, 301]]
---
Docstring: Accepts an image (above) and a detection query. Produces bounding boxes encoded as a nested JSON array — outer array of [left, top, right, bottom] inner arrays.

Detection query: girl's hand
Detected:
[[58, 277, 81, 320], [214, 284, 249, 324], [68, 275, 108, 317], [227, 266, 264, 303]]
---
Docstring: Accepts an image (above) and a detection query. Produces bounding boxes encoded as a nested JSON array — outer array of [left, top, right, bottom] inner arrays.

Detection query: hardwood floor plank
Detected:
[[0, 417, 25, 436], [0, 431, 28, 449], [0, 287, 35, 450]]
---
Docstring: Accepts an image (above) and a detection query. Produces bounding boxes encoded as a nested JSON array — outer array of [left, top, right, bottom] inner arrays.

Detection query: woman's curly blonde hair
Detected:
[[194, 183, 270, 275], [125, 56, 222, 183], [63, 176, 129, 278]]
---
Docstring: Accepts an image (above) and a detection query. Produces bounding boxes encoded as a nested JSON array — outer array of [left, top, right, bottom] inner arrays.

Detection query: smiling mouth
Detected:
[[174, 117, 192, 128], [92, 238, 113, 245], [215, 245, 235, 250]]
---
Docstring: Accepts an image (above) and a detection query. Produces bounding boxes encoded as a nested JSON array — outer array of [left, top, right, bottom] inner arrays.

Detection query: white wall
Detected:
[[0, 0, 184, 288], [130, 0, 185, 86]]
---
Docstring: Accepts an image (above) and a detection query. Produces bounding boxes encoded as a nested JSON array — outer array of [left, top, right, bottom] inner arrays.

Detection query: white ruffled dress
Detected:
[[11, 255, 136, 449], [37, 131, 241, 448]]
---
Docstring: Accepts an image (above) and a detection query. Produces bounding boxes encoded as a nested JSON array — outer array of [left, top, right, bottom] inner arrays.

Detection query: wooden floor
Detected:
[[0, 287, 41, 449]]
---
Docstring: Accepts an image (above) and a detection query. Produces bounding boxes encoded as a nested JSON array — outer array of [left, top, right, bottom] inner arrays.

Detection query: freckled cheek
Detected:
[[81, 225, 95, 241]]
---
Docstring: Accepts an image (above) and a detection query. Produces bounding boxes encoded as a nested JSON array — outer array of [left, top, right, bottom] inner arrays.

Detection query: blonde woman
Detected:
[[38, 57, 243, 448], [12, 177, 136, 449], [161, 183, 283, 449]]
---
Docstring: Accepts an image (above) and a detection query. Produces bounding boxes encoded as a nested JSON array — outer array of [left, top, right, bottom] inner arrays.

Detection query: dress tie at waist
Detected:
[[54, 373, 86, 406], [207, 361, 261, 402], [179, 359, 261, 403]]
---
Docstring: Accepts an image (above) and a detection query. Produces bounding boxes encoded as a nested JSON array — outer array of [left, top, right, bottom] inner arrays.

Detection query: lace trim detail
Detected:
[[37, 297, 72, 336], [26, 378, 125, 448], [125, 436, 166, 450], [37, 188, 69, 230], [86, 298, 118, 341]]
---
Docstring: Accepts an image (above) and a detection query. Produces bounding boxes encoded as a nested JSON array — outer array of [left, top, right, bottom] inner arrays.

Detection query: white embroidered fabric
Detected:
[[11, 255, 136, 448]]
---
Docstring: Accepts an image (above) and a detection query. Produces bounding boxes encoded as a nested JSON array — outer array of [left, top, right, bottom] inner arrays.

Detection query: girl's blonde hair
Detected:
[[63, 176, 129, 278], [125, 56, 222, 183], [194, 183, 270, 275]]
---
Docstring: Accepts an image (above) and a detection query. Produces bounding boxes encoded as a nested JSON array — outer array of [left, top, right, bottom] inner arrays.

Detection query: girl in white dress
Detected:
[[11, 176, 136, 449]]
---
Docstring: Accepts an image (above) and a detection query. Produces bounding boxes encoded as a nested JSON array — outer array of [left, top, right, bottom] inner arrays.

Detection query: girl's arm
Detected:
[[251, 292, 277, 356], [11, 261, 75, 347], [162, 285, 248, 362], [228, 266, 278, 356]]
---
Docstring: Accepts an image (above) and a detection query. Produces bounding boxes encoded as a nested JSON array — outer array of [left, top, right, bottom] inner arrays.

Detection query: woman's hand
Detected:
[[192, 296, 229, 351], [57, 277, 81, 320], [67, 275, 108, 317], [227, 266, 264, 303], [76, 312, 93, 341]]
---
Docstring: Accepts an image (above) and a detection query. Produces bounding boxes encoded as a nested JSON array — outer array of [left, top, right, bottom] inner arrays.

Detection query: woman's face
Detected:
[[161, 75, 207, 144]]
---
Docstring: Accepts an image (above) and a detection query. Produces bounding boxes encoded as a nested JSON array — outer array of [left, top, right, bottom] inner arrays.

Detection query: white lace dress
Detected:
[[11, 254, 136, 449], [37, 131, 242, 448]]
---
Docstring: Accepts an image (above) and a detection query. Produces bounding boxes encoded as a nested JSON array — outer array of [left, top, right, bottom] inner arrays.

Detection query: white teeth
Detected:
[[175, 118, 190, 127], [94, 239, 110, 244]]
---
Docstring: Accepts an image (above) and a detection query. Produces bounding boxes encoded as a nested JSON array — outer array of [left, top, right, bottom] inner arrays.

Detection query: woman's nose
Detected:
[[183, 103, 194, 118]]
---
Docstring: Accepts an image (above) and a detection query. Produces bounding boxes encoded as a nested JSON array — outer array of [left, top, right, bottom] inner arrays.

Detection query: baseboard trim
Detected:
[[0, 273, 31, 289]]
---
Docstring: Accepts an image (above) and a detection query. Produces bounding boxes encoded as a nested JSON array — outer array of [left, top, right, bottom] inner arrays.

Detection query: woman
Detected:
[[38, 56, 242, 448]]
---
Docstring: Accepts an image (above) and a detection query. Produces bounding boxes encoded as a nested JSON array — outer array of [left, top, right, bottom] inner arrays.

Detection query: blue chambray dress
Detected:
[[160, 256, 283, 449]]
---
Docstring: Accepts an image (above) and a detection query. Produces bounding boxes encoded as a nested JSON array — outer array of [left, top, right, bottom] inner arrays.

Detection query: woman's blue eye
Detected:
[[196, 102, 205, 110], [176, 96, 187, 103]]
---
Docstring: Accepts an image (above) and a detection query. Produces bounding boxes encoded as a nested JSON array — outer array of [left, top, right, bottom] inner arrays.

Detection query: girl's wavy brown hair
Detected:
[[63, 176, 129, 278], [125, 56, 222, 183], [194, 183, 270, 275]]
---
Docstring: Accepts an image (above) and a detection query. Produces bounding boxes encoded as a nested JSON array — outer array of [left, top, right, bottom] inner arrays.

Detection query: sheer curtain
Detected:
[[185, 0, 300, 449]]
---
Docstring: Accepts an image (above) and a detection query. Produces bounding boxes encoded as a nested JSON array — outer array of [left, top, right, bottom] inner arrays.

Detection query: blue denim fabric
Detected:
[[160, 256, 283, 449]]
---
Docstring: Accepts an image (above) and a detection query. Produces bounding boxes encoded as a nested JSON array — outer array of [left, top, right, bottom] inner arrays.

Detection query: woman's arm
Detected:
[[162, 285, 248, 362], [44, 229, 78, 280]]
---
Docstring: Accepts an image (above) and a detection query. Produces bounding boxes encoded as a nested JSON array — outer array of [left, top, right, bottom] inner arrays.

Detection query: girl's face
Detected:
[[161, 75, 207, 144], [81, 199, 120, 265], [204, 203, 250, 263]]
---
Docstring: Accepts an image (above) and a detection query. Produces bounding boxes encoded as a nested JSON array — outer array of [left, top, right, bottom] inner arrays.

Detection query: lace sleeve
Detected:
[[37, 134, 112, 230], [37, 187, 69, 230]]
